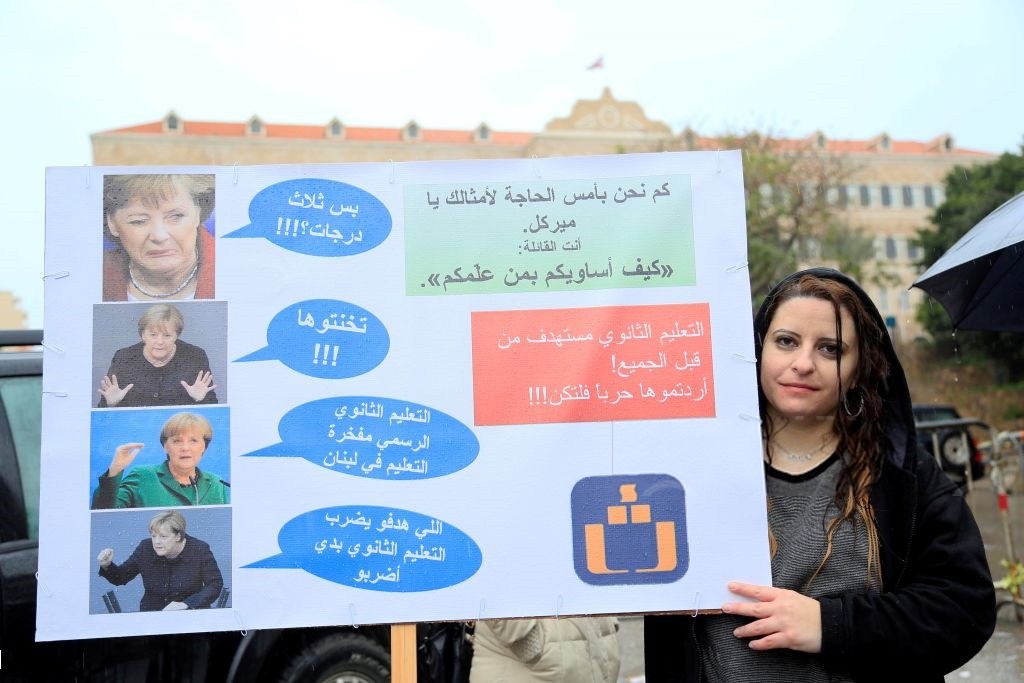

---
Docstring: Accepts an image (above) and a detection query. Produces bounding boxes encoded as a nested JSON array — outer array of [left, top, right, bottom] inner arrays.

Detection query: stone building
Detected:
[[91, 87, 996, 341], [0, 292, 29, 330]]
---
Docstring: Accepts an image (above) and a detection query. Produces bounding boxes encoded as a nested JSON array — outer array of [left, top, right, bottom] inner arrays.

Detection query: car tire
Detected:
[[276, 631, 390, 683], [939, 431, 970, 469]]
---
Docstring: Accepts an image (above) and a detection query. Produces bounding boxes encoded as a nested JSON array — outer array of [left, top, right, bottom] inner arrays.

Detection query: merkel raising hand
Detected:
[[97, 548, 114, 568], [107, 443, 144, 478]]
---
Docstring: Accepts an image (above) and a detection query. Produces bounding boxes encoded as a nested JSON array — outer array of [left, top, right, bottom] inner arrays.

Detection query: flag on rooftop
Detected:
[[586, 56, 604, 70]]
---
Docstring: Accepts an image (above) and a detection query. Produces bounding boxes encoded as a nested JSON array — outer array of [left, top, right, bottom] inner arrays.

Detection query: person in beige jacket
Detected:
[[470, 616, 620, 683]]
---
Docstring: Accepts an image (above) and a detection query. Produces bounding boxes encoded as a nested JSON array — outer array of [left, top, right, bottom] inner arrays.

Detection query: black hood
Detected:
[[753, 267, 917, 469]]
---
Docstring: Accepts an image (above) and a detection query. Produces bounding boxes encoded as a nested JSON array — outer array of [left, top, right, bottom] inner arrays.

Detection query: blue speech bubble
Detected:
[[236, 300, 389, 378], [241, 396, 478, 480], [243, 505, 482, 592], [224, 178, 391, 256]]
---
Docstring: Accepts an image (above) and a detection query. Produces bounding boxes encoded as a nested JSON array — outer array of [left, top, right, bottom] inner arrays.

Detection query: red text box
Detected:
[[472, 304, 715, 426]]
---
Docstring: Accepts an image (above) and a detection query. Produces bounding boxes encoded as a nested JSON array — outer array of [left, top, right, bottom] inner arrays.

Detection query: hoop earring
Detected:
[[843, 391, 864, 418]]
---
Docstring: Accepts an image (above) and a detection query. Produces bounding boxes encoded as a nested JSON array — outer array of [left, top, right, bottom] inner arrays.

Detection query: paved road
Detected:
[[949, 476, 1024, 681], [615, 475, 1024, 682]]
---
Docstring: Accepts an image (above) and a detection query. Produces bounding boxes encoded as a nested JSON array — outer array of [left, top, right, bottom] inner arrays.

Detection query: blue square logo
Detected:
[[571, 474, 688, 585]]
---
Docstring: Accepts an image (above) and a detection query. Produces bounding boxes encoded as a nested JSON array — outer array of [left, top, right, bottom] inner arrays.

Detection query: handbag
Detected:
[[417, 621, 475, 683]]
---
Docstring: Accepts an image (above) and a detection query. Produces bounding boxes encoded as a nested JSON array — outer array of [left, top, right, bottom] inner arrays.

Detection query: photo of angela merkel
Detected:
[[96, 509, 224, 611], [91, 412, 229, 509], [102, 173, 216, 301], [97, 303, 217, 408]]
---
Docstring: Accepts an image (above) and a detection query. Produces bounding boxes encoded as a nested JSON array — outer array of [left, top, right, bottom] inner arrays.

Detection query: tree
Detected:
[[915, 148, 1024, 379], [711, 133, 877, 306]]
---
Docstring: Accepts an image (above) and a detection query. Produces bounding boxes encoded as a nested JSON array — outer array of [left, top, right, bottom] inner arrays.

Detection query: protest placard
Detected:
[[38, 151, 769, 640]]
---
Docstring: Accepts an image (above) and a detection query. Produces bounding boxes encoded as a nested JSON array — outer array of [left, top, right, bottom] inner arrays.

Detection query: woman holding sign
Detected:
[[96, 510, 223, 611], [91, 412, 229, 509], [645, 268, 995, 681], [102, 173, 215, 301]]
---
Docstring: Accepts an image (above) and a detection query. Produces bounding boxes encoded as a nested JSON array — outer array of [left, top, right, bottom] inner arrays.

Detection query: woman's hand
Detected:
[[97, 548, 114, 568], [163, 601, 189, 611], [107, 443, 144, 478], [181, 370, 216, 402], [721, 581, 822, 653], [98, 374, 133, 407]]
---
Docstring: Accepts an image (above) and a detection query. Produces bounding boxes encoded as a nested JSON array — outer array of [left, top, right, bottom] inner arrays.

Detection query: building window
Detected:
[[816, 183, 828, 203], [478, 124, 490, 141], [880, 185, 892, 207], [902, 185, 914, 207], [907, 238, 921, 260], [801, 236, 823, 259], [924, 186, 936, 208], [804, 183, 827, 204], [876, 288, 890, 314], [166, 114, 178, 131], [329, 120, 344, 137], [836, 185, 849, 207], [899, 290, 911, 312], [859, 185, 871, 206], [246, 116, 266, 136], [405, 121, 420, 140], [885, 237, 897, 259]]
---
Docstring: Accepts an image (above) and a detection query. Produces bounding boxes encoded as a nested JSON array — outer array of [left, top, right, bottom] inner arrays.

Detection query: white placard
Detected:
[[38, 151, 770, 641]]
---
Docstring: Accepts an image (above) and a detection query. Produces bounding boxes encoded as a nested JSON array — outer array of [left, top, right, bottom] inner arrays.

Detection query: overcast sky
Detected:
[[3, 0, 1021, 329]]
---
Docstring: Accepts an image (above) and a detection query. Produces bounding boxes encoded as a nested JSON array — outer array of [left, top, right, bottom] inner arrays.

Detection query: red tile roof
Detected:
[[684, 133, 991, 157], [97, 118, 534, 146], [95, 117, 989, 156], [110, 121, 166, 134]]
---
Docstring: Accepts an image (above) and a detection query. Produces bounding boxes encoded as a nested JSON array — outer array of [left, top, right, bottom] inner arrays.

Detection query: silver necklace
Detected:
[[772, 433, 836, 462], [128, 260, 199, 299]]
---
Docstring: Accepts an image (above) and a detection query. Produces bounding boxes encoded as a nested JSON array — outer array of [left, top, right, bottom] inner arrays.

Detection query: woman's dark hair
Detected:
[[756, 272, 891, 589]]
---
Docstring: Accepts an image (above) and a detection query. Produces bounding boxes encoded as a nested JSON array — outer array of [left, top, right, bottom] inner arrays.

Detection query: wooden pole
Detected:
[[391, 623, 417, 682]]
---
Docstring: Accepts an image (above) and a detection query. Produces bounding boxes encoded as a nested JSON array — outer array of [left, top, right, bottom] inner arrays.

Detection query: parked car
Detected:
[[0, 329, 395, 682], [912, 403, 986, 486]]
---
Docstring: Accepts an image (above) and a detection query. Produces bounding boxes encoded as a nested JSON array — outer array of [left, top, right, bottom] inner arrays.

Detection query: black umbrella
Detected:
[[912, 190, 1024, 332]]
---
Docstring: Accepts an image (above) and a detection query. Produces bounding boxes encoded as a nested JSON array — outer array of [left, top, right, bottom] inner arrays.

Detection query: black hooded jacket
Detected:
[[646, 268, 996, 682]]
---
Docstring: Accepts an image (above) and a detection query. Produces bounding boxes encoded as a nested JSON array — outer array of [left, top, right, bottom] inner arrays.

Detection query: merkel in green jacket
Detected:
[[92, 460, 229, 508]]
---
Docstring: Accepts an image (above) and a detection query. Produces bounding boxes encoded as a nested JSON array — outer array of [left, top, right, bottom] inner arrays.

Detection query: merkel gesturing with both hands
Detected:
[[97, 510, 223, 612], [98, 303, 217, 408]]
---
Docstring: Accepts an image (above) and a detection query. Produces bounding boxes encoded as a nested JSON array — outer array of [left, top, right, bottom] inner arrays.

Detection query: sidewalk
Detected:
[[949, 476, 1024, 681]]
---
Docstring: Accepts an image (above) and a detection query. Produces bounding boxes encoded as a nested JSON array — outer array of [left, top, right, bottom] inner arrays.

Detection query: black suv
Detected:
[[912, 403, 986, 486], [0, 330, 395, 682]]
